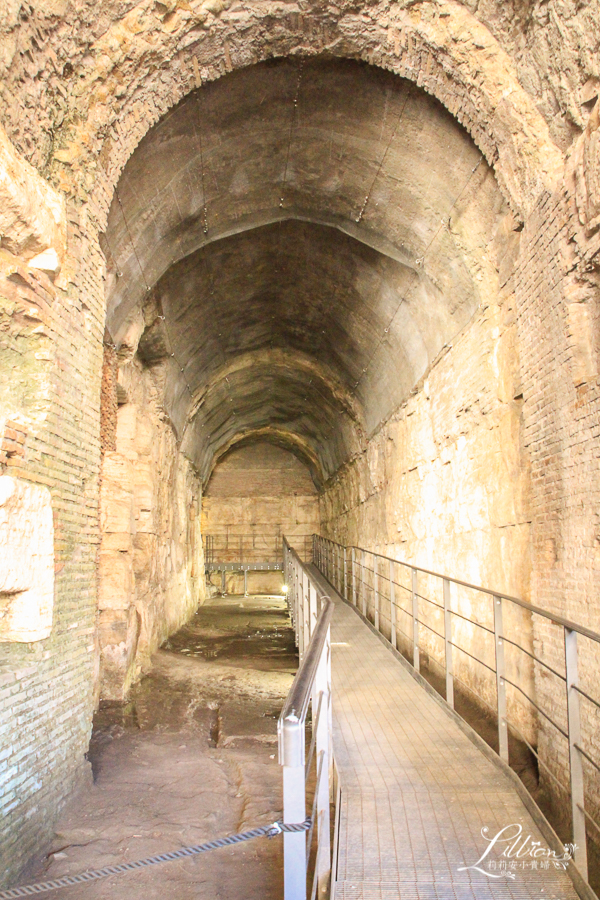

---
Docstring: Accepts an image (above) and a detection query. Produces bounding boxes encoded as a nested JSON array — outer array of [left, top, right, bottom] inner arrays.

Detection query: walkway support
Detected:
[[314, 535, 600, 889], [280, 538, 336, 900]]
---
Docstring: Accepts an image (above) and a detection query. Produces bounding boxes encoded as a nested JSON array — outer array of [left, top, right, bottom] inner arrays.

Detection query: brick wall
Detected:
[[514, 189, 600, 830], [0, 213, 105, 886]]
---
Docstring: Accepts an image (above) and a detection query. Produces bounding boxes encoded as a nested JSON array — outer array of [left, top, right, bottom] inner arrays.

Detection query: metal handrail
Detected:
[[279, 538, 336, 900], [338, 542, 600, 644], [279, 599, 334, 766], [313, 533, 600, 889]]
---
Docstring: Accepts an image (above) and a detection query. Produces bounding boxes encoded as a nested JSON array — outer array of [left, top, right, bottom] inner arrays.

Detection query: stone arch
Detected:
[[205, 427, 326, 490], [62, 0, 564, 233], [180, 348, 367, 484]]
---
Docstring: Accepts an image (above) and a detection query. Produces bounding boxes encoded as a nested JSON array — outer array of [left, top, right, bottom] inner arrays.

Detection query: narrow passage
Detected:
[[29, 595, 297, 900]]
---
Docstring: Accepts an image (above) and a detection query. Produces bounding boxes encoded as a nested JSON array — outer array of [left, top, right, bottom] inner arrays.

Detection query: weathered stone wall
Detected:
[[202, 442, 319, 593], [0, 0, 598, 888], [320, 175, 600, 831], [319, 218, 537, 732], [0, 212, 104, 885], [97, 335, 204, 701], [514, 185, 600, 826]]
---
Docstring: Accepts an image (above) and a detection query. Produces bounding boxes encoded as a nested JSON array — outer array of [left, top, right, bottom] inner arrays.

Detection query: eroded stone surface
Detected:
[[0, 475, 53, 642], [97, 337, 205, 701], [0, 0, 599, 890]]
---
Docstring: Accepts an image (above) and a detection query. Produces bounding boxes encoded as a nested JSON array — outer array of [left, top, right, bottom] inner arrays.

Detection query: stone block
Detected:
[[294, 495, 320, 525], [100, 532, 132, 552], [99, 452, 135, 533], [0, 476, 54, 642], [99, 606, 141, 701], [97, 550, 134, 610], [115, 404, 138, 459], [133, 533, 157, 580]]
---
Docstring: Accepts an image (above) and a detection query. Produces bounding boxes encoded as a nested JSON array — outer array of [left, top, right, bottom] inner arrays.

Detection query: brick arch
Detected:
[[77, 0, 563, 233]]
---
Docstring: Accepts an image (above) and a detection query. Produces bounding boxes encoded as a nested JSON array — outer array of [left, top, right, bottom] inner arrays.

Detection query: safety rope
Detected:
[[0, 818, 311, 898]]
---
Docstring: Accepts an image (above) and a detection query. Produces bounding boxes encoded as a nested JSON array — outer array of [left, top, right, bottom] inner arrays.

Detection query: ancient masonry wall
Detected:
[[514, 189, 600, 827], [319, 235, 536, 735], [97, 343, 204, 701], [0, 211, 105, 885], [202, 443, 320, 594], [320, 184, 600, 837]]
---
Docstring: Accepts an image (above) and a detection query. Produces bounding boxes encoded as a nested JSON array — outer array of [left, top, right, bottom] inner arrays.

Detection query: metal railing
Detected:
[[279, 538, 336, 900], [204, 533, 283, 567], [314, 534, 600, 888]]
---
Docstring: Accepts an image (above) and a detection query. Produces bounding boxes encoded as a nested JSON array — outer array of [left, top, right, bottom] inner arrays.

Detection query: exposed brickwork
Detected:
[[0, 211, 105, 885], [202, 443, 320, 567], [99, 344, 117, 455], [514, 188, 600, 829], [0, 1, 598, 890], [0, 421, 27, 464]]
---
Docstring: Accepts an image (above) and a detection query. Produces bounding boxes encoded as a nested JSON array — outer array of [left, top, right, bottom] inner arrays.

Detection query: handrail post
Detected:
[[443, 578, 454, 708], [374, 556, 380, 631], [493, 596, 509, 763], [302, 568, 310, 651], [412, 568, 419, 672], [296, 565, 304, 661], [281, 716, 307, 900], [565, 627, 588, 879], [361, 550, 366, 617], [309, 581, 318, 636], [389, 559, 396, 649], [314, 633, 332, 897], [334, 543, 338, 592], [343, 546, 347, 601], [304, 569, 311, 647], [351, 547, 356, 606]]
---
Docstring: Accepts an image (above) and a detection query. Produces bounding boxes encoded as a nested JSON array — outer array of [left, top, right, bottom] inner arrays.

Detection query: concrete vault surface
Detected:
[[0, 0, 599, 894], [103, 58, 504, 485]]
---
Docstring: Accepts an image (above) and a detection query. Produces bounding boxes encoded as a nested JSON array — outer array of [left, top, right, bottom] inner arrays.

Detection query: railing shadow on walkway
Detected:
[[313, 534, 600, 900]]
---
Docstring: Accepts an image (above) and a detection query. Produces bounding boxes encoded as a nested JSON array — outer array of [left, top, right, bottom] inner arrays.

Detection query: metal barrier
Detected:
[[204, 534, 314, 594], [314, 534, 600, 887], [279, 538, 336, 900], [204, 533, 283, 567]]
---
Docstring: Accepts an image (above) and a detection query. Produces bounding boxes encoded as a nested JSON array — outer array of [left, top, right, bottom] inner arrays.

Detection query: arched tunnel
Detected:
[[103, 57, 501, 488], [95, 56, 510, 699], [1, 7, 600, 898]]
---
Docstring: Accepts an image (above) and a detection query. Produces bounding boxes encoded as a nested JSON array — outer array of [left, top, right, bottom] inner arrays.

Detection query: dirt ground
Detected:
[[27, 594, 297, 900]]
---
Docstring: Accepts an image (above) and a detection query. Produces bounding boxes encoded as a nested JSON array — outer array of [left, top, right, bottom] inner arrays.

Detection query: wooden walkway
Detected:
[[307, 567, 580, 900]]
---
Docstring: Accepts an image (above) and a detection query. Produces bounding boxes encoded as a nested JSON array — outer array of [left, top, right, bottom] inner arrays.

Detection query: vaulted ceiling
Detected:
[[103, 57, 506, 485]]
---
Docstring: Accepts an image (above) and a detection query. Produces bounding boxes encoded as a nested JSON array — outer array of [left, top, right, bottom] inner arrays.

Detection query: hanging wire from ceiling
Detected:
[[356, 82, 412, 224], [279, 58, 305, 209], [193, 72, 209, 236]]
